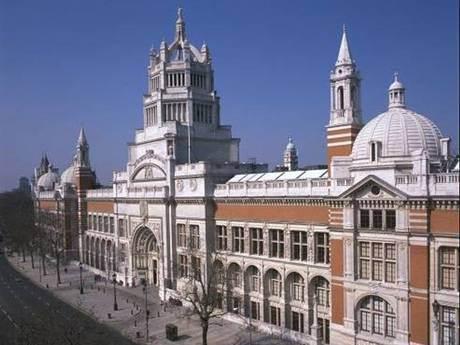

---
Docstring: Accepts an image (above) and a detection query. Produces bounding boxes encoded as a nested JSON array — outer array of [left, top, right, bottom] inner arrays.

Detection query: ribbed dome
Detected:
[[37, 171, 60, 190], [61, 166, 76, 185], [352, 108, 443, 160]]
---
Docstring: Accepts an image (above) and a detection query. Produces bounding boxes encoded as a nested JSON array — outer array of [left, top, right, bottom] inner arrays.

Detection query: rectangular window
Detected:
[[232, 227, 244, 253], [190, 225, 200, 249], [93, 215, 97, 230], [292, 231, 308, 261], [440, 247, 459, 290], [98, 216, 103, 232], [250, 228, 263, 255], [359, 241, 396, 283], [292, 311, 304, 333], [232, 297, 241, 314], [386, 210, 396, 229], [103, 216, 108, 232], [216, 225, 228, 251], [179, 255, 188, 278], [360, 210, 370, 228], [250, 301, 260, 320], [440, 306, 459, 345], [315, 232, 330, 264], [109, 217, 114, 234], [118, 219, 125, 237], [88, 214, 92, 229], [177, 224, 187, 247], [270, 229, 284, 258], [318, 318, 330, 344], [270, 306, 281, 326], [373, 210, 383, 229], [191, 256, 201, 280]]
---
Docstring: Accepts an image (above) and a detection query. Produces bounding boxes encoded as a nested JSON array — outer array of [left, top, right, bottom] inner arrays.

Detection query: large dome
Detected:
[[352, 108, 443, 160], [37, 171, 60, 191], [61, 165, 76, 185]]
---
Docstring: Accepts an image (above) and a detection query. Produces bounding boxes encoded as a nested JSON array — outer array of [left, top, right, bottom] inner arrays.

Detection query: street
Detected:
[[0, 251, 137, 345]]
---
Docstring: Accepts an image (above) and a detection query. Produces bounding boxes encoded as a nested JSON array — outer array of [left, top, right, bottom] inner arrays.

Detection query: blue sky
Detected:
[[0, 0, 458, 191]]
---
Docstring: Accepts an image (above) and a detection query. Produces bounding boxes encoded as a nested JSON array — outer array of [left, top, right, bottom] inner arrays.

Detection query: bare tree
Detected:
[[177, 252, 229, 345]]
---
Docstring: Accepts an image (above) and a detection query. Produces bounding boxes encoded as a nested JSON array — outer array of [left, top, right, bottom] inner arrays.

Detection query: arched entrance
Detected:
[[132, 226, 159, 286]]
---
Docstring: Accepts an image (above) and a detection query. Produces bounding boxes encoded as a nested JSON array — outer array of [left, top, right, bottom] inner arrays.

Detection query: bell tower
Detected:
[[327, 26, 362, 172]]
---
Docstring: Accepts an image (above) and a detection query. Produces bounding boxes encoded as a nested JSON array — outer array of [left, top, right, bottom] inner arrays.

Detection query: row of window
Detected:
[[88, 214, 114, 234], [162, 102, 187, 123], [166, 72, 186, 88], [190, 72, 207, 89], [359, 209, 396, 230], [192, 103, 213, 124], [148, 72, 208, 91], [177, 224, 200, 249], [216, 226, 330, 264], [145, 105, 158, 126]]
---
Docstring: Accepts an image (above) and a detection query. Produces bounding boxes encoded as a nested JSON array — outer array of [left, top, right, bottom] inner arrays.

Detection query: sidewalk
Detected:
[[7, 254, 295, 345]]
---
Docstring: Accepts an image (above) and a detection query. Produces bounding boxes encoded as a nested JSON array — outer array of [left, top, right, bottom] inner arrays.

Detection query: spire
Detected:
[[77, 127, 88, 147], [175, 8, 186, 42], [76, 128, 90, 168], [336, 25, 353, 66]]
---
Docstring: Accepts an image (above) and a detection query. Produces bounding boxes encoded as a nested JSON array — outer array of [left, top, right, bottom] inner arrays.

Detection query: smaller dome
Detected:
[[37, 171, 60, 191], [286, 137, 296, 151], [61, 166, 76, 185], [389, 72, 404, 90]]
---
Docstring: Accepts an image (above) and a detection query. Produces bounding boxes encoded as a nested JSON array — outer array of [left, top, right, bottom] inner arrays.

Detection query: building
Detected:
[[33, 9, 459, 345]]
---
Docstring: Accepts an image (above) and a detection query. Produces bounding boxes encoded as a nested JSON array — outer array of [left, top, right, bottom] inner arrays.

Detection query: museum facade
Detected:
[[33, 9, 459, 345]]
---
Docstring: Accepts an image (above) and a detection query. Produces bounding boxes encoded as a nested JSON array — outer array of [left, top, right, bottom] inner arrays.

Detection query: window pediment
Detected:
[[338, 175, 407, 201]]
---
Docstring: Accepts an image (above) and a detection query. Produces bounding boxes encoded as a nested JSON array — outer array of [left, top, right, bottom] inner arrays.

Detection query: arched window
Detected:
[[267, 269, 282, 297], [247, 266, 260, 292], [358, 296, 395, 338], [337, 86, 344, 110], [314, 277, 330, 307], [351, 86, 356, 108], [291, 273, 304, 301]]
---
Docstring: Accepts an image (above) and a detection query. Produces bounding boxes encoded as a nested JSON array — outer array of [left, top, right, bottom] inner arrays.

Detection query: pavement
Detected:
[[0, 249, 137, 345], [3, 250, 297, 345]]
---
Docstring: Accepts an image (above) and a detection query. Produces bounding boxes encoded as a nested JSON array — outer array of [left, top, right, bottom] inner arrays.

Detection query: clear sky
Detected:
[[0, 0, 458, 191]]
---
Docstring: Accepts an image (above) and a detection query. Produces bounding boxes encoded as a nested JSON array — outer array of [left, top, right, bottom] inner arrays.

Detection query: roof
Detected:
[[352, 108, 443, 160], [225, 169, 327, 184]]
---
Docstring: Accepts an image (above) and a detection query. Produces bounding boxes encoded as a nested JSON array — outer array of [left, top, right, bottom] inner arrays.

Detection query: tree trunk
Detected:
[[42, 254, 47, 276], [201, 319, 209, 345], [56, 251, 61, 285], [30, 248, 35, 269], [21, 246, 26, 262]]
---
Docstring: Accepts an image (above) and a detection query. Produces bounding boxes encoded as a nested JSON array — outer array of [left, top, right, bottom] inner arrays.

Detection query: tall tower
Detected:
[[283, 137, 299, 171], [74, 128, 95, 263], [327, 26, 362, 172], [141, 8, 239, 164]]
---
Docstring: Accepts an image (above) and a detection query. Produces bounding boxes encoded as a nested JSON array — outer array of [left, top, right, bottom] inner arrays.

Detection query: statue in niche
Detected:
[[145, 167, 153, 179]]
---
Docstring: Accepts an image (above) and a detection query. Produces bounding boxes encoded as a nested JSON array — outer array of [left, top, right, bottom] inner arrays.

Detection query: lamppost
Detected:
[[79, 262, 84, 294], [142, 279, 149, 341], [112, 273, 118, 311]]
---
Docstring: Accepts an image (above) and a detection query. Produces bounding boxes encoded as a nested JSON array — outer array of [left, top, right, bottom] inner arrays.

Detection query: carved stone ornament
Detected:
[[189, 179, 197, 191], [176, 180, 184, 192]]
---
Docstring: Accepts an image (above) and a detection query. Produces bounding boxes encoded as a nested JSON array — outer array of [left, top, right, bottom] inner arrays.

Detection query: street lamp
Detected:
[[79, 262, 84, 294], [142, 279, 149, 341], [112, 273, 118, 311]]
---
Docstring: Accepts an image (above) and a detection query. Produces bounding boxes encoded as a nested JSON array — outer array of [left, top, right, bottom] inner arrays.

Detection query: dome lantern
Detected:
[[388, 72, 405, 109]]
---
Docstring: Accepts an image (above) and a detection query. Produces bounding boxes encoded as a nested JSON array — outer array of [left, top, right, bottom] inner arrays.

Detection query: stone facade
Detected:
[[33, 9, 459, 345]]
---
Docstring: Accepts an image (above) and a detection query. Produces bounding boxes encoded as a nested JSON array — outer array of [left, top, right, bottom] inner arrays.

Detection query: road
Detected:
[[0, 249, 137, 345]]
